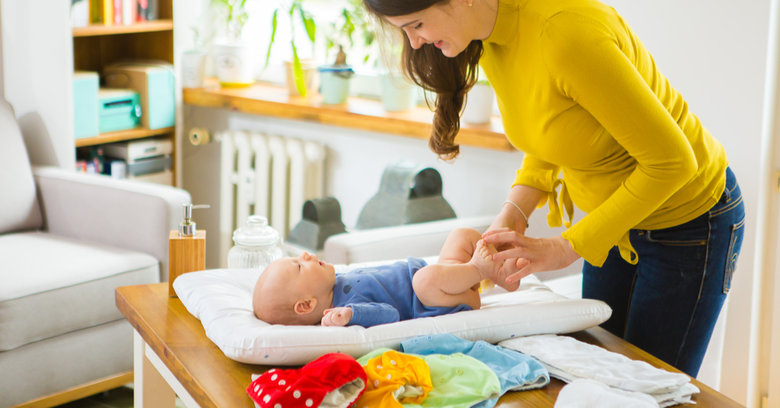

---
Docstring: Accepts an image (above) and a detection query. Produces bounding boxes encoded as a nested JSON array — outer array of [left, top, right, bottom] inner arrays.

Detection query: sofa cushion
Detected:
[[0, 231, 159, 351], [0, 99, 42, 234]]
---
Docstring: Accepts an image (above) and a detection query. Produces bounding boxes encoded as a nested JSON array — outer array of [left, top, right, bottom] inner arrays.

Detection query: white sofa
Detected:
[[0, 98, 191, 407]]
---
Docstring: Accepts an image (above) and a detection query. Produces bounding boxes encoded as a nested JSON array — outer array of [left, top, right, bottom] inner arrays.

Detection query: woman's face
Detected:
[[384, 0, 473, 58]]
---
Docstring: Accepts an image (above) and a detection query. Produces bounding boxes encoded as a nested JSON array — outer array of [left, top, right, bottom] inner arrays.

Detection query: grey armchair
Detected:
[[0, 99, 191, 407]]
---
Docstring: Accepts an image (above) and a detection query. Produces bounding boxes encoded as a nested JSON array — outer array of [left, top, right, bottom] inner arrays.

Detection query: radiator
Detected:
[[217, 130, 326, 264]]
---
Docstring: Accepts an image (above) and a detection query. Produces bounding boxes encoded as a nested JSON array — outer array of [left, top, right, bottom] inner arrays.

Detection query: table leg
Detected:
[[133, 330, 177, 407]]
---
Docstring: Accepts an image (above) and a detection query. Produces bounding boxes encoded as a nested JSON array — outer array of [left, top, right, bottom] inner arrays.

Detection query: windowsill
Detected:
[[182, 79, 514, 151]]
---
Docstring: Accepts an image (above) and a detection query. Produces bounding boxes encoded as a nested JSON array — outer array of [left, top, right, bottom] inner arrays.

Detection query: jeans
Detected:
[[582, 167, 745, 377]]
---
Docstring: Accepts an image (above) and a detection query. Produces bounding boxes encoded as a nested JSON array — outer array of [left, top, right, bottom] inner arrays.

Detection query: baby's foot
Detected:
[[470, 239, 496, 280], [471, 240, 519, 292]]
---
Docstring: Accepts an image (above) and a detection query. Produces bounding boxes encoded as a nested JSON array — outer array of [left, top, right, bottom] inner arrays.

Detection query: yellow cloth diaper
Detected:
[[357, 350, 433, 407]]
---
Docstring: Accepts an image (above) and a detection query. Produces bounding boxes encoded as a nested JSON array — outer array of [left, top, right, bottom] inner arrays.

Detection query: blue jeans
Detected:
[[582, 167, 745, 377]]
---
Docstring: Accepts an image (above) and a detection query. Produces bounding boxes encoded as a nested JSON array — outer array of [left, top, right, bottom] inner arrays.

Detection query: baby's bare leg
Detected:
[[411, 228, 487, 310], [437, 227, 484, 264], [412, 263, 482, 310]]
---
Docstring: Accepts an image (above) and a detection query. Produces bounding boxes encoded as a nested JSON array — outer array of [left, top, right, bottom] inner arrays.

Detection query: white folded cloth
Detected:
[[555, 379, 659, 407], [499, 334, 699, 407]]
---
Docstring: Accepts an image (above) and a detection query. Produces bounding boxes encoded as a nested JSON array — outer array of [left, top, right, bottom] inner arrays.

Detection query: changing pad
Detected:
[[173, 259, 612, 366]]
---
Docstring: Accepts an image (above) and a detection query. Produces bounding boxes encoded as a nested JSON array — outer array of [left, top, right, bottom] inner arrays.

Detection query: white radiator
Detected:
[[217, 130, 326, 264]]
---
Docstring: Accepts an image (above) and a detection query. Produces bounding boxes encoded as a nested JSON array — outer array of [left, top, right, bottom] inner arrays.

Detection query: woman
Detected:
[[362, 0, 745, 377]]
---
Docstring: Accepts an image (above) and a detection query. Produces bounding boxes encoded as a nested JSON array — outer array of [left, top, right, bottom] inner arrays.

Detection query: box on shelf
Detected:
[[73, 71, 99, 139], [103, 62, 175, 130], [98, 88, 141, 133], [104, 138, 173, 186]]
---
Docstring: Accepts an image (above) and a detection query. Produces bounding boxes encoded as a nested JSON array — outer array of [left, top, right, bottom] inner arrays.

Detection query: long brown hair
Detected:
[[363, 0, 483, 160]]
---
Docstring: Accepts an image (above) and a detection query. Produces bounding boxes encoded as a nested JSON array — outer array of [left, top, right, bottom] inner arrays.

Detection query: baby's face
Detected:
[[273, 252, 336, 297]]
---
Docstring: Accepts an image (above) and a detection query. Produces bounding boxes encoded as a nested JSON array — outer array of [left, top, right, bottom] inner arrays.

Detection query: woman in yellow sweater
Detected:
[[363, 0, 745, 376]]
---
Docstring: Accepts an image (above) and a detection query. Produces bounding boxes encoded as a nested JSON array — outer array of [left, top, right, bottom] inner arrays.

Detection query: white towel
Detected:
[[555, 379, 659, 408], [499, 334, 699, 407]]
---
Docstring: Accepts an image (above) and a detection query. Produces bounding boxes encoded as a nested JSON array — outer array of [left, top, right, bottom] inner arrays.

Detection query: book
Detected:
[[136, 0, 157, 22], [122, 0, 134, 25], [136, 0, 148, 21], [89, 0, 113, 25], [71, 0, 89, 27], [113, 0, 122, 24]]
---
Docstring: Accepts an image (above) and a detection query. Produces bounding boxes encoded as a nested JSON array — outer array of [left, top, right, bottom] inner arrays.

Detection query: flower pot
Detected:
[[463, 83, 495, 124], [318, 65, 354, 105], [180, 50, 207, 88], [380, 72, 417, 112], [214, 42, 255, 87], [284, 59, 318, 97]]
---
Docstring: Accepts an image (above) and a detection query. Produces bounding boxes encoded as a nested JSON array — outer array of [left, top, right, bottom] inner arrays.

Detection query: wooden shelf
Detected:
[[183, 81, 515, 152], [75, 127, 175, 148], [71, 0, 176, 182], [72, 20, 173, 37]]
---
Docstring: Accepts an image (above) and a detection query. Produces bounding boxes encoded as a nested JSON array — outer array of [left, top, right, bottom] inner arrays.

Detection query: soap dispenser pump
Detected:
[[168, 203, 209, 297]]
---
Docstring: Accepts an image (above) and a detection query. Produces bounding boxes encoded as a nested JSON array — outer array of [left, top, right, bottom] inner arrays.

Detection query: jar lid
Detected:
[[232, 215, 280, 247]]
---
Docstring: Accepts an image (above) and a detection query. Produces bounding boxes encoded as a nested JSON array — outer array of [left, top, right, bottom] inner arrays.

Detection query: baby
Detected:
[[252, 228, 515, 327]]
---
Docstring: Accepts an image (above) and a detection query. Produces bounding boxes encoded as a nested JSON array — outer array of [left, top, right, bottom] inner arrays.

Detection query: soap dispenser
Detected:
[[168, 203, 208, 297]]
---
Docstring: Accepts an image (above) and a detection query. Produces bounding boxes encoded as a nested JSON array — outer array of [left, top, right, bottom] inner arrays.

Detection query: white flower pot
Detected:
[[463, 83, 496, 124], [213, 42, 255, 87], [180, 50, 207, 88], [318, 65, 354, 105], [380, 73, 417, 112]]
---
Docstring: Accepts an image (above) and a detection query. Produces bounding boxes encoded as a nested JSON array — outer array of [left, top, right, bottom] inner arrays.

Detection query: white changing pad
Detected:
[[173, 259, 612, 366]]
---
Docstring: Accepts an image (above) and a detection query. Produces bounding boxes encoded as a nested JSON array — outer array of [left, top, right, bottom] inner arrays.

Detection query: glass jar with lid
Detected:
[[227, 215, 283, 270]]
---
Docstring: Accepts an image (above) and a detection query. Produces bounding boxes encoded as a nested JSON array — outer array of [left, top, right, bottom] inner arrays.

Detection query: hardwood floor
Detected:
[[56, 385, 186, 408]]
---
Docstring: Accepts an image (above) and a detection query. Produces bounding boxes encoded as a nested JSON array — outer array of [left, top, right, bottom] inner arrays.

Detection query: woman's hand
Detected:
[[482, 228, 581, 283], [321, 307, 352, 327]]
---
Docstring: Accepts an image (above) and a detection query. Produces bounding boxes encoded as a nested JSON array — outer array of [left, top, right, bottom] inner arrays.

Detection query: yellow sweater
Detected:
[[479, 0, 727, 266]]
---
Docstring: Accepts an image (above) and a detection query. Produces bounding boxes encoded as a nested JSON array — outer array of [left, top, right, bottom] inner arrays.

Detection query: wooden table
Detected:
[[116, 283, 743, 407]]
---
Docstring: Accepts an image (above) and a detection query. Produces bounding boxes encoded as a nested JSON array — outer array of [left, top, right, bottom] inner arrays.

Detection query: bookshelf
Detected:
[[71, 0, 177, 182]]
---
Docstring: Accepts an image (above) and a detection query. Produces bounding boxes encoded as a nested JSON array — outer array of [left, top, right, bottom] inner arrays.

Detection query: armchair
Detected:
[[0, 99, 191, 407]]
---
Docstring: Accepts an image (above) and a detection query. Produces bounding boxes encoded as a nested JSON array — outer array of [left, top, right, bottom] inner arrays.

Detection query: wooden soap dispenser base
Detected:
[[168, 203, 208, 297]]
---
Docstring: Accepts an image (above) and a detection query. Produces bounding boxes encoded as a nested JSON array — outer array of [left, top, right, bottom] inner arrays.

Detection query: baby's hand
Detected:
[[321, 307, 352, 327]]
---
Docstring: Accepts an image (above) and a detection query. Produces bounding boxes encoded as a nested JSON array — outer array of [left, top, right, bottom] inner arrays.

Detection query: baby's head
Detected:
[[252, 252, 336, 325]]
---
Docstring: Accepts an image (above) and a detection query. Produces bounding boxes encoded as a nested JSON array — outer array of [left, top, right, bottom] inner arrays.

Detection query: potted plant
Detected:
[[462, 76, 496, 125], [212, 0, 255, 87], [181, 26, 212, 88], [318, 46, 354, 105], [318, 4, 361, 104], [264, 0, 318, 97], [378, 40, 418, 112], [326, 0, 416, 111]]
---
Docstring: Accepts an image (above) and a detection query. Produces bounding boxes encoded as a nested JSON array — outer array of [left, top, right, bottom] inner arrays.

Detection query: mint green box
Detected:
[[103, 63, 175, 130], [98, 88, 141, 133], [73, 71, 99, 139]]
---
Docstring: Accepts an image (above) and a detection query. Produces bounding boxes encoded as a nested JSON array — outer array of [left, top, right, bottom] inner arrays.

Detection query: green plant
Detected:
[[264, 0, 317, 96], [323, 0, 376, 66], [211, 0, 250, 42]]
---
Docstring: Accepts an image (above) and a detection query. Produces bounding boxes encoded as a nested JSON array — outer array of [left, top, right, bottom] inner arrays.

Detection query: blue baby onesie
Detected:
[[401, 333, 550, 408], [332, 257, 473, 328]]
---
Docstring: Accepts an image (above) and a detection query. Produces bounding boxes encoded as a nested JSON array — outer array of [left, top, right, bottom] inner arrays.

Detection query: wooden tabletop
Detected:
[[116, 283, 743, 408], [183, 81, 515, 152]]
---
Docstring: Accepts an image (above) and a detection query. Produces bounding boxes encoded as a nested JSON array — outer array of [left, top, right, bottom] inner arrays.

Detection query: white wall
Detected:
[[601, 1, 769, 403], [0, 2, 3, 98], [0, 0, 74, 168]]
